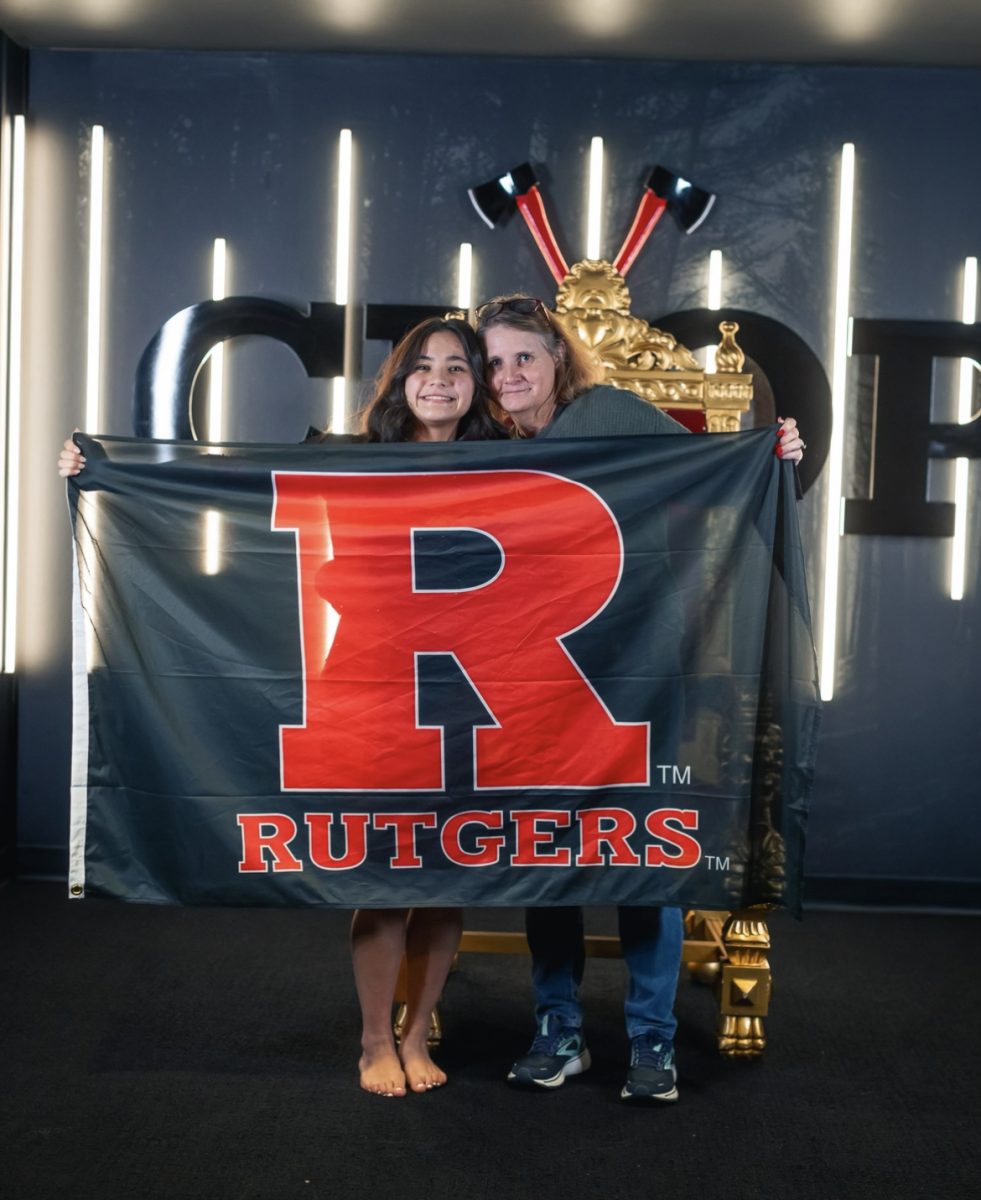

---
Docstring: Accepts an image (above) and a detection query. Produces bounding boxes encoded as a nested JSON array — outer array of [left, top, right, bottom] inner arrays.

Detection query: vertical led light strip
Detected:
[[208, 237, 226, 442], [586, 136, 604, 260], [706, 249, 723, 372], [819, 142, 856, 703], [85, 125, 105, 433], [203, 237, 227, 577], [707, 250, 723, 310], [950, 255, 979, 600], [457, 242, 473, 311], [203, 510, 221, 576], [331, 128, 353, 434], [2, 115, 25, 673], [0, 118, 12, 673], [82, 124, 107, 666]]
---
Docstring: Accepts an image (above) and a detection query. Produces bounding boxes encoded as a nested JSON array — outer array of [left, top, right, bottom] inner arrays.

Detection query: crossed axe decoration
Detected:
[[468, 162, 715, 284]]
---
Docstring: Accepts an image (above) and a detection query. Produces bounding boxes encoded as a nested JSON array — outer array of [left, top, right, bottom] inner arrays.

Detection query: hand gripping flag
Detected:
[[67, 429, 819, 912]]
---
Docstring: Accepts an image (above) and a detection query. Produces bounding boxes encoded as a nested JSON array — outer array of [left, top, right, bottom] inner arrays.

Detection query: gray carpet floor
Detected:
[[1, 883, 979, 1200]]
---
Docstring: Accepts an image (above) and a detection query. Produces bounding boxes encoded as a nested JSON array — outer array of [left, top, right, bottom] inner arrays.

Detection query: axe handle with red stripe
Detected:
[[516, 188, 570, 284], [613, 189, 668, 276]]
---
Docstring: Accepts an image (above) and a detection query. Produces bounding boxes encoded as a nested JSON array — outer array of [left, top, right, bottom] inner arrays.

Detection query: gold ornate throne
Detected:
[[554, 258, 753, 433], [397, 259, 773, 1059]]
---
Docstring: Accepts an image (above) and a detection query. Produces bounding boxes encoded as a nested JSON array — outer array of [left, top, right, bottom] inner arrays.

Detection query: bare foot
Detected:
[[399, 1042, 447, 1092], [359, 1046, 407, 1097]]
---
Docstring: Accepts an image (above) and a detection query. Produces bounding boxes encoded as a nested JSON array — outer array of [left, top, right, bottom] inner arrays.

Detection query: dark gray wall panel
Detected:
[[17, 50, 981, 895]]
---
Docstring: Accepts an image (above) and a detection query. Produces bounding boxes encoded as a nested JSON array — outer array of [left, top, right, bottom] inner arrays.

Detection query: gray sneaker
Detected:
[[507, 1015, 591, 1089]]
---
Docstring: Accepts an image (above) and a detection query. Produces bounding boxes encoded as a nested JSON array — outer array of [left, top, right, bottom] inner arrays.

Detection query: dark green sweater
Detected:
[[537, 384, 689, 439]]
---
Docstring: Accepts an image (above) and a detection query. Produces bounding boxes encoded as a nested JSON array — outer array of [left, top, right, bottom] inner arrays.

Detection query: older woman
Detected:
[[475, 294, 804, 1105]]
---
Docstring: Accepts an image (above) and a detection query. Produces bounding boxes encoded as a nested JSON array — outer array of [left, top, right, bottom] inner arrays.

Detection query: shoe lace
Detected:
[[530, 1015, 576, 1056], [631, 1037, 673, 1070]]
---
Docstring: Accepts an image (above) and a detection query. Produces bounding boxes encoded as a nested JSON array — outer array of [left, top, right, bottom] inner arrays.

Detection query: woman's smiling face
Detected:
[[483, 325, 559, 435], [404, 330, 476, 440]]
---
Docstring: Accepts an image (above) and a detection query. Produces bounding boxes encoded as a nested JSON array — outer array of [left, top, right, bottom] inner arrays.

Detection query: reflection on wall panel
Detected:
[[203, 509, 221, 578], [819, 142, 855, 703]]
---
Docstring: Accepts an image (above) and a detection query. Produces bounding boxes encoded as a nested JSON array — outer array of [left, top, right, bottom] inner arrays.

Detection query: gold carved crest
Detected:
[[554, 260, 753, 432]]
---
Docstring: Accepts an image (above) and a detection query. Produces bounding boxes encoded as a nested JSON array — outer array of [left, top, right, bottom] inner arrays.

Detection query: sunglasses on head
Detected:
[[474, 297, 550, 322]]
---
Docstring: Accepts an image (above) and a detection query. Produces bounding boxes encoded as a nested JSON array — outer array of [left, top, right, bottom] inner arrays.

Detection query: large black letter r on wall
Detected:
[[844, 320, 981, 537]]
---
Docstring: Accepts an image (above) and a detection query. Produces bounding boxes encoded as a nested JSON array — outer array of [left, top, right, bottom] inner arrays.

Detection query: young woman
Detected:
[[348, 316, 503, 1097], [58, 316, 505, 1100], [475, 294, 804, 1105]]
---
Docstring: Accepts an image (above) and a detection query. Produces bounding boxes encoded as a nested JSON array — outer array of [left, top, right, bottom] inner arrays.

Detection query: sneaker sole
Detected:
[[508, 1048, 592, 1089], [619, 1082, 679, 1103]]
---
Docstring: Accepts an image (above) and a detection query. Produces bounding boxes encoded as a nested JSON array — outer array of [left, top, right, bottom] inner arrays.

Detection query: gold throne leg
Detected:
[[392, 954, 443, 1047], [684, 909, 728, 984], [716, 910, 771, 1058]]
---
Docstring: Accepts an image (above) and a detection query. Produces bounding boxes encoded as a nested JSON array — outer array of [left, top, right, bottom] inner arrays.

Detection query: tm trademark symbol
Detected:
[[706, 855, 730, 871]]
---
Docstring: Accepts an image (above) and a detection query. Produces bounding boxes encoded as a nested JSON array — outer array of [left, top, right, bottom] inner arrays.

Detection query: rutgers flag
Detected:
[[68, 429, 819, 912]]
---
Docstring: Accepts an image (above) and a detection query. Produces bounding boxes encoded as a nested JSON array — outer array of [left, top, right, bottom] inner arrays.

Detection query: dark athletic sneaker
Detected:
[[620, 1035, 679, 1103], [507, 1015, 591, 1089]]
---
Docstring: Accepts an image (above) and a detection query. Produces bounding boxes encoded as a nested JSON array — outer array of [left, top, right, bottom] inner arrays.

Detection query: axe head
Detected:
[[647, 165, 715, 234], [468, 162, 539, 229]]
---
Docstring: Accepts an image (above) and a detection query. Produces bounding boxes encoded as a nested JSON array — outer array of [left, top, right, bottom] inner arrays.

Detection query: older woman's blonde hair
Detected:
[[475, 294, 603, 408]]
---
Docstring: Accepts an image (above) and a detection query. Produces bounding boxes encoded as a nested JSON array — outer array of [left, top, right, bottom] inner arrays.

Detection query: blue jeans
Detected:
[[525, 905, 683, 1042]]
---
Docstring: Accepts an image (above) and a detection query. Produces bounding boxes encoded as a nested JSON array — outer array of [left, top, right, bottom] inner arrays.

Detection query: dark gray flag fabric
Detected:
[[68, 429, 819, 912]]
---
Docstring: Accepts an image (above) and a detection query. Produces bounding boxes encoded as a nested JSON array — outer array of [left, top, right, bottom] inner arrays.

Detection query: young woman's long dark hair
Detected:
[[361, 316, 506, 442]]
